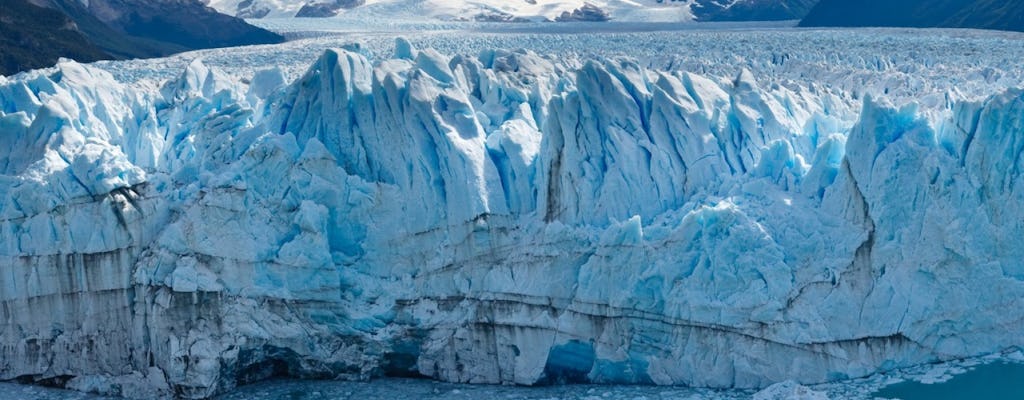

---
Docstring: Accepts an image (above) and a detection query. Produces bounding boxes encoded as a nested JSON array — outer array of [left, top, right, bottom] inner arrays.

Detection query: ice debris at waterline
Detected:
[[2, 38, 1024, 398], [0, 377, 828, 400]]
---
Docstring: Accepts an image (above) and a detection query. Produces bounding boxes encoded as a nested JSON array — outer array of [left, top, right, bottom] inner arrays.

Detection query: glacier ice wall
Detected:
[[2, 40, 1024, 398]]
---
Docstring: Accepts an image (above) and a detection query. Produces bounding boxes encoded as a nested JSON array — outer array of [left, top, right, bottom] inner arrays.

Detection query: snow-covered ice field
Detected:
[[4, 18, 1024, 399], [91, 20, 1024, 106]]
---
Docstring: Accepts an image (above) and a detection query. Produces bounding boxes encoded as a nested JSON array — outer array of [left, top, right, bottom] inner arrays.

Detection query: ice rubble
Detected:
[[2, 38, 1024, 398], [753, 381, 828, 400]]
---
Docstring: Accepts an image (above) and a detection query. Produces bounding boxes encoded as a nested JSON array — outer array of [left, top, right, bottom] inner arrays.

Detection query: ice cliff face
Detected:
[[2, 39, 1024, 398]]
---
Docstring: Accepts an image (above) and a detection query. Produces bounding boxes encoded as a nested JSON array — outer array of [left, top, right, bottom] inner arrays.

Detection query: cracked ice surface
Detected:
[[3, 23, 1024, 398]]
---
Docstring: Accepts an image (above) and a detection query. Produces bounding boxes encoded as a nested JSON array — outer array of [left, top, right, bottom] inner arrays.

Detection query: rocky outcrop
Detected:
[[689, 0, 819, 22], [555, 3, 610, 22], [295, 0, 366, 18]]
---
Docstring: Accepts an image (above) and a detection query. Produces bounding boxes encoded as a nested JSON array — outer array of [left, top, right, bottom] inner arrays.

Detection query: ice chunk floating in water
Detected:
[[3, 36, 1024, 398], [874, 362, 1024, 400]]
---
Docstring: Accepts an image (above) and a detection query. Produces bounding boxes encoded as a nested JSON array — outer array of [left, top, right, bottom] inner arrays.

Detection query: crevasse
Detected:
[[1, 39, 1024, 398]]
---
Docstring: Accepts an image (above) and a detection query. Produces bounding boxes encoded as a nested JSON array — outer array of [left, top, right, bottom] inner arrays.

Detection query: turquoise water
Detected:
[[3, 359, 1022, 399], [874, 362, 1024, 400]]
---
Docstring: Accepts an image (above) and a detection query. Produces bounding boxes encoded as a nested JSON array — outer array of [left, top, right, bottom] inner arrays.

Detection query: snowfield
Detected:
[[3, 22, 1024, 399]]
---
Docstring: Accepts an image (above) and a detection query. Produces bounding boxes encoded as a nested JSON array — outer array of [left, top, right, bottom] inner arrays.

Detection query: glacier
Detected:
[[3, 26, 1024, 399]]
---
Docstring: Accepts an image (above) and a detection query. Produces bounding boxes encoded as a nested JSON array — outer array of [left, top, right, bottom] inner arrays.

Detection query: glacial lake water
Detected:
[[2, 357, 1023, 399], [873, 362, 1024, 400], [0, 379, 757, 400], [209, 378, 757, 400]]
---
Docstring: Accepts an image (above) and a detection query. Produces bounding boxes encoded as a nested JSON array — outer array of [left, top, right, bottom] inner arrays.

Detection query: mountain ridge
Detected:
[[206, 0, 818, 22]]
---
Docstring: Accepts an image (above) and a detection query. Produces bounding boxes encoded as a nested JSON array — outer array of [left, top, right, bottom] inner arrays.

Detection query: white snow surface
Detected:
[[3, 23, 1024, 398]]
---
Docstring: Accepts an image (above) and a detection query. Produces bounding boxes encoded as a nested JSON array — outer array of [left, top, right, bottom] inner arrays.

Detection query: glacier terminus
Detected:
[[2, 21, 1024, 399]]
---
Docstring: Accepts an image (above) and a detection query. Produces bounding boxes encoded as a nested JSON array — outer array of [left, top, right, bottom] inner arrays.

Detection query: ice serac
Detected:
[[2, 41, 1024, 398]]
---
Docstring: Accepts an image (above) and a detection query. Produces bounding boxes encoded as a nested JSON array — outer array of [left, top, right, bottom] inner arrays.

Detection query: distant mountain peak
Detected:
[[204, 0, 817, 22]]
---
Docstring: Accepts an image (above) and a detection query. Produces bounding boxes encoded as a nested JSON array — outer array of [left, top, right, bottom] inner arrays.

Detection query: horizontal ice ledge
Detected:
[[1, 38, 1024, 398]]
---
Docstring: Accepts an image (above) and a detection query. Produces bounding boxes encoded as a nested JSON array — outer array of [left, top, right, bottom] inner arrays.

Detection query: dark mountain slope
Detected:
[[41, 0, 187, 59], [0, 0, 109, 75], [946, 0, 1024, 32], [77, 0, 284, 50], [800, 0, 1024, 32], [1, 0, 284, 76]]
